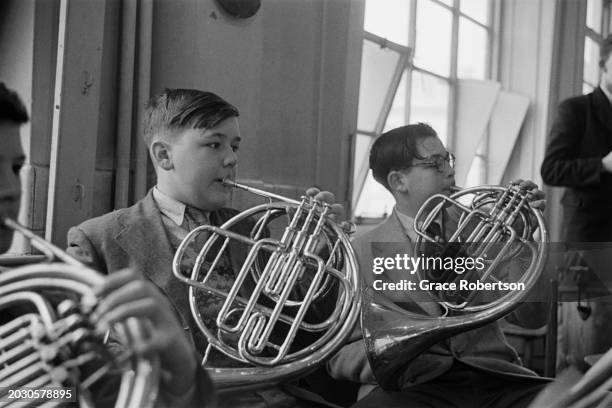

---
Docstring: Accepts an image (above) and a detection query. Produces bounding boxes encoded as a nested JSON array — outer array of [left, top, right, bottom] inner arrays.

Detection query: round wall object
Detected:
[[215, 0, 261, 19]]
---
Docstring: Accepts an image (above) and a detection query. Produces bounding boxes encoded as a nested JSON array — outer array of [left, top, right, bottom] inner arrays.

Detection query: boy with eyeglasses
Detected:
[[328, 123, 551, 408]]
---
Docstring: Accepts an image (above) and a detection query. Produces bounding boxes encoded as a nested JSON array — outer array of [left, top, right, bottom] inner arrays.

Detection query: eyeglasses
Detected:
[[404, 153, 455, 173]]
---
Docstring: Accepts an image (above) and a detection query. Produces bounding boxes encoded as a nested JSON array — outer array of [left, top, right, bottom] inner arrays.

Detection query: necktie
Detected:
[[427, 221, 444, 243], [183, 206, 209, 232], [183, 206, 211, 252], [182, 208, 244, 366]]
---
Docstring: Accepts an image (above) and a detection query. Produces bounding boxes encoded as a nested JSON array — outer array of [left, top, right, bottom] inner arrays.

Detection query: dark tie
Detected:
[[183, 206, 211, 253], [183, 206, 209, 231], [181, 208, 245, 366], [427, 221, 444, 242]]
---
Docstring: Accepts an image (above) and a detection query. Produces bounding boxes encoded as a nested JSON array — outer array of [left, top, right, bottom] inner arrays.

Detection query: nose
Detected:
[[223, 147, 238, 168], [0, 168, 21, 210], [445, 162, 455, 178], [444, 162, 455, 178]]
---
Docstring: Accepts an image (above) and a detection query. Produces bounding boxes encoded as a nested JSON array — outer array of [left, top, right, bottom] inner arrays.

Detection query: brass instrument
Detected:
[[362, 182, 548, 390], [0, 218, 159, 407], [172, 179, 361, 389]]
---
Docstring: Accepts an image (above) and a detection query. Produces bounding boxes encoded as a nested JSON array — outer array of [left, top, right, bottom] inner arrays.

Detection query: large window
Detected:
[[583, 0, 611, 92], [353, 0, 496, 220]]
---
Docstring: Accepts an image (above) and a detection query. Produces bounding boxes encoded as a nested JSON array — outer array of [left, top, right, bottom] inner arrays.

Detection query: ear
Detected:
[[151, 141, 173, 171], [387, 170, 410, 194]]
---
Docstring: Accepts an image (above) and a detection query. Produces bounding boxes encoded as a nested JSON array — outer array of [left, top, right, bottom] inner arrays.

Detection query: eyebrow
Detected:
[[203, 133, 242, 143]]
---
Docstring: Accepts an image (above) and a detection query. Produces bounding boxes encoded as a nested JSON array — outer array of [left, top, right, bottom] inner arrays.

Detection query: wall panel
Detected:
[[498, 0, 556, 188], [1, 0, 362, 248]]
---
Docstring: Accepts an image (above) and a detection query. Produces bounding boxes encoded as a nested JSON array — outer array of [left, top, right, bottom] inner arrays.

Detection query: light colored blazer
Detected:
[[327, 212, 547, 397]]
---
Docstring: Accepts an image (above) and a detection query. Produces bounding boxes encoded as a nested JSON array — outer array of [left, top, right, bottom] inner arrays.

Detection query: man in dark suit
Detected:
[[328, 124, 550, 408], [541, 35, 612, 243], [67, 88, 343, 407]]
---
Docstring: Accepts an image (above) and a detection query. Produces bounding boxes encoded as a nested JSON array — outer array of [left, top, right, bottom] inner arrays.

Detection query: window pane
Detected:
[[352, 133, 374, 191], [437, 0, 453, 7], [460, 0, 490, 25], [583, 36, 600, 86], [364, 0, 411, 46], [384, 70, 409, 131], [465, 138, 487, 188], [358, 39, 402, 132], [414, 0, 452, 77], [458, 17, 488, 79], [587, 0, 603, 33], [354, 170, 395, 218], [410, 71, 450, 144]]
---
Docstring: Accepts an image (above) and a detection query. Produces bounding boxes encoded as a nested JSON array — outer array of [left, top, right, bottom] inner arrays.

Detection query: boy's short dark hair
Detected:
[[143, 88, 239, 147], [0, 83, 29, 124], [370, 123, 438, 190], [600, 35, 612, 68]]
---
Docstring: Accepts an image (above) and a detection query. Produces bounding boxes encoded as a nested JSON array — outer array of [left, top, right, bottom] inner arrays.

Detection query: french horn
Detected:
[[0, 218, 159, 407], [172, 179, 361, 389], [362, 182, 549, 390]]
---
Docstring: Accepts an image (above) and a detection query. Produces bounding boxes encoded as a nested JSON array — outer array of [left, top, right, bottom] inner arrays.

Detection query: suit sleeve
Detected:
[[156, 363, 216, 408], [326, 237, 376, 385], [66, 225, 108, 274], [326, 329, 375, 385], [540, 99, 605, 187], [68, 224, 216, 407], [90, 335, 216, 408]]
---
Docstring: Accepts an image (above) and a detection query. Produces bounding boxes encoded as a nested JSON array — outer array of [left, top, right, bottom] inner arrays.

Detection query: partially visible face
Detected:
[[0, 121, 25, 253], [167, 116, 241, 211], [402, 136, 455, 210], [601, 52, 612, 93]]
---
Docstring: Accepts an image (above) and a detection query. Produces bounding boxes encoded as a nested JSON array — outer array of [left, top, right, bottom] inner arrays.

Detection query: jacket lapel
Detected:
[[114, 191, 177, 297], [367, 213, 441, 316], [593, 87, 612, 137], [370, 213, 410, 257]]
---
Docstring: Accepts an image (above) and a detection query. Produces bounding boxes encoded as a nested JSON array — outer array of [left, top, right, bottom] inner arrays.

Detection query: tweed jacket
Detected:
[[541, 87, 612, 241], [327, 211, 546, 396], [66, 189, 341, 408], [66, 189, 248, 407]]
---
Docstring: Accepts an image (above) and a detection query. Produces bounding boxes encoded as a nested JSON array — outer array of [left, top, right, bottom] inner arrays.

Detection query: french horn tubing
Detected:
[[172, 179, 361, 389], [362, 181, 549, 390], [0, 218, 159, 408]]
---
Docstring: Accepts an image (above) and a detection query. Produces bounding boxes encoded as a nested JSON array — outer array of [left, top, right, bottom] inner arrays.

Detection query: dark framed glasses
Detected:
[[405, 153, 455, 173]]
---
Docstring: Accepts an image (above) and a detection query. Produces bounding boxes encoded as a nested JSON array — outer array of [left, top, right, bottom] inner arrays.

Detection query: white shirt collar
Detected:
[[152, 186, 187, 226], [600, 85, 612, 106]]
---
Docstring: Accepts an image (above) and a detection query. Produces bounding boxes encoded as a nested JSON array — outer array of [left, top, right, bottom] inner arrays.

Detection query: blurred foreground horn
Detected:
[[0, 218, 159, 408], [172, 180, 361, 389], [362, 182, 549, 390]]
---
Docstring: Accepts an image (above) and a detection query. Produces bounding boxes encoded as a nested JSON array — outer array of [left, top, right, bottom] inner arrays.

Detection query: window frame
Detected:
[[583, 0, 612, 91], [352, 0, 498, 222]]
